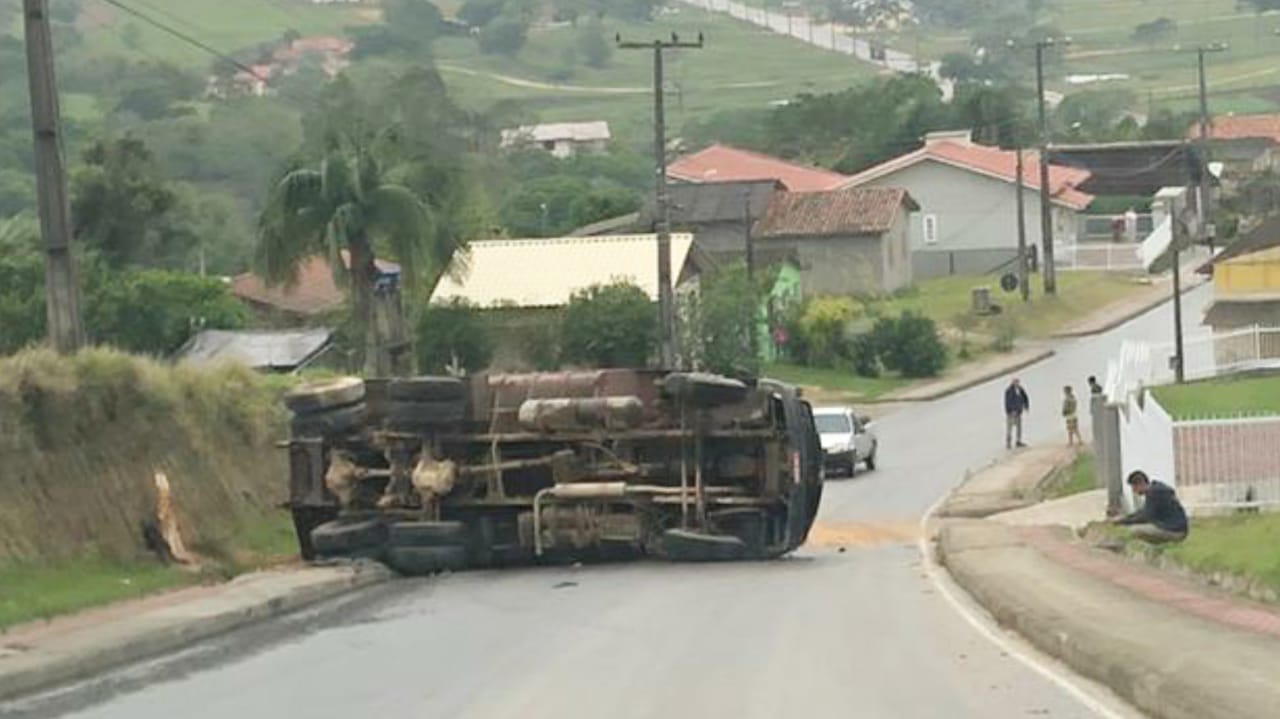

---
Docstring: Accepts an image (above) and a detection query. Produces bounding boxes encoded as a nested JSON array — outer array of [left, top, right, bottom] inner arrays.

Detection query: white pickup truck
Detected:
[[813, 406, 877, 478]]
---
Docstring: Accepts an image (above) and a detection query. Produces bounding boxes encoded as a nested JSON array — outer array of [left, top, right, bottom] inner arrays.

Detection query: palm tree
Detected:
[[257, 133, 451, 375]]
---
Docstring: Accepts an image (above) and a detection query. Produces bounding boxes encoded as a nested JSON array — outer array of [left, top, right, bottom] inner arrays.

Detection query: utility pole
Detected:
[[1034, 37, 1069, 296], [619, 32, 704, 369], [23, 0, 84, 353], [1194, 43, 1228, 254], [1015, 146, 1030, 302]]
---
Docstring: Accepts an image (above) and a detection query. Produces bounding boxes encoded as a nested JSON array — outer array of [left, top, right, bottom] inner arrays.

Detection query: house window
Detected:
[[923, 214, 939, 245]]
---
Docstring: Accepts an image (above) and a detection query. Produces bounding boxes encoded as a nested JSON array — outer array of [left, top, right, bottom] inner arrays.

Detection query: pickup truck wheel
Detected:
[[292, 506, 338, 560], [311, 517, 388, 557], [385, 377, 466, 402], [384, 400, 466, 431], [387, 545, 467, 575], [291, 403, 367, 439], [660, 529, 748, 562], [389, 520, 467, 547], [285, 377, 365, 415]]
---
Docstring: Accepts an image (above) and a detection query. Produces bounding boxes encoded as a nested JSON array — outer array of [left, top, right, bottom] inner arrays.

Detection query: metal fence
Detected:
[[1155, 326, 1280, 383], [1054, 242, 1145, 272], [1082, 214, 1155, 241]]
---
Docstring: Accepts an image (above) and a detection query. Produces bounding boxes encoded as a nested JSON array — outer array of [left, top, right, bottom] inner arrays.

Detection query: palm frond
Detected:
[[367, 184, 441, 291], [320, 152, 356, 207], [255, 169, 327, 286]]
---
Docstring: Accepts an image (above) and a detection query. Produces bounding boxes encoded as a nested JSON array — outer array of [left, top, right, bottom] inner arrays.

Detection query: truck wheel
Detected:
[[384, 400, 466, 431], [385, 377, 466, 403], [291, 403, 367, 439], [389, 520, 467, 547], [285, 377, 365, 415], [387, 545, 468, 576], [660, 529, 748, 562], [292, 506, 338, 560], [311, 517, 388, 557]]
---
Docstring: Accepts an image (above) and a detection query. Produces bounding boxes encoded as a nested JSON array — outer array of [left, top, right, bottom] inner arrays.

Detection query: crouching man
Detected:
[[1112, 470, 1189, 544]]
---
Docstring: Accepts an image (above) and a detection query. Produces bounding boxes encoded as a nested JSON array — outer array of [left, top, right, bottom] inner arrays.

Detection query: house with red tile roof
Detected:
[[753, 186, 919, 295], [231, 252, 400, 323], [840, 130, 1095, 279], [666, 144, 849, 192], [1194, 114, 1280, 177]]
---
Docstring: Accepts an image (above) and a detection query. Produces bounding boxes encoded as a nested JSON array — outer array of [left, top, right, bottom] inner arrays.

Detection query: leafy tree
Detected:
[[0, 215, 44, 354], [478, 14, 529, 56], [561, 281, 656, 368], [576, 18, 613, 68], [415, 298, 494, 374], [1131, 18, 1177, 46], [85, 267, 248, 355], [687, 262, 759, 377], [499, 175, 639, 236], [70, 136, 184, 268], [0, 168, 35, 217], [459, 0, 507, 27], [1241, 0, 1280, 11]]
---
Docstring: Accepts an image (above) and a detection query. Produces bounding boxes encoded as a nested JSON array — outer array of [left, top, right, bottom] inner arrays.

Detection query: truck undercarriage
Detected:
[[284, 370, 825, 574]]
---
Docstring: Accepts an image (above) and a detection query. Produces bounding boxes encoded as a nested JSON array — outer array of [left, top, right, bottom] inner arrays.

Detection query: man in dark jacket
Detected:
[[1004, 378, 1030, 449], [1113, 470, 1189, 544]]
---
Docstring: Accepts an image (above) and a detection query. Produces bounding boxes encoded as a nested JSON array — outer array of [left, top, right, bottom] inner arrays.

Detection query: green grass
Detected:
[[877, 271, 1149, 340], [73, 0, 372, 67], [764, 362, 912, 401], [1152, 373, 1280, 420], [434, 6, 874, 144], [0, 557, 194, 630], [1165, 512, 1280, 596], [1048, 451, 1097, 500]]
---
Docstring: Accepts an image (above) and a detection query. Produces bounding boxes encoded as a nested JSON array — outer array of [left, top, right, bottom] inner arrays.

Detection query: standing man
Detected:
[[1004, 378, 1030, 449], [1062, 385, 1082, 446], [1088, 375, 1104, 396], [1112, 471, 1189, 544]]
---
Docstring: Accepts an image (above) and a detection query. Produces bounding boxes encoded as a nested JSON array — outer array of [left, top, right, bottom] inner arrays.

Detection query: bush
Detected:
[[991, 315, 1020, 353], [848, 333, 880, 377], [477, 15, 529, 56], [796, 296, 860, 367], [561, 281, 656, 368], [415, 298, 494, 374], [872, 311, 947, 378], [686, 262, 758, 377], [576, 18, 613, 68], [513, 313, 560, 371]]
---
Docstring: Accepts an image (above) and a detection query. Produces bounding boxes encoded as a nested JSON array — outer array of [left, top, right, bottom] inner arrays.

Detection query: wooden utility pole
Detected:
[[1015, 146, 1030, 302], [619, 32, 704, 369], [1034, 38, 1068, 296], [1195, 43, 1228, 253], [743, 186, 758, 359], [23, 0, 84, 352]]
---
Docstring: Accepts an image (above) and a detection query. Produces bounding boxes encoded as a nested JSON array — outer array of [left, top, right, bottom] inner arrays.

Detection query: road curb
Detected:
[[937, 523, 1280, 719], [1051, 275, 1208, 339], [0, 562, 391, 702], [879, 349, 1055, 404]]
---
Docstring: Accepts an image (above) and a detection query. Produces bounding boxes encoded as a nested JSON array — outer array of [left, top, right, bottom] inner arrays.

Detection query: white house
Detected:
[[499, 121, 611, 159], [841, 130, 1095, 278]]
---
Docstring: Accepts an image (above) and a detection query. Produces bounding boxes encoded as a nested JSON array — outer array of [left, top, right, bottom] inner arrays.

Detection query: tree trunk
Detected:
[[349, 237, 382, 377]]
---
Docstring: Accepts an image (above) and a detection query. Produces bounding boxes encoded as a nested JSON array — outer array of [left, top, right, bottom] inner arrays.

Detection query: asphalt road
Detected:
[[26, 285, 1211, 719]]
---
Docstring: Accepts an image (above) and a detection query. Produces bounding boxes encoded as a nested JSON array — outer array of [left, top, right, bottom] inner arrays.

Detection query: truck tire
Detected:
[[660, 373, 750, 407], [311, 517, 388, 557], [660, 529, 748, 562], [389, 520, 467, 547], [387, 545, 468, 575], [285, 377, 365, 415], [292, 506, 339, 560], [291, 403, 367, 439], [384, 399, 466, 430], [385, 377, 466, 403]]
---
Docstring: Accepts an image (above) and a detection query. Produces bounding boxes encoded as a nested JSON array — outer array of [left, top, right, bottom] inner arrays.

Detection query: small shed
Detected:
[[175, 328, 335, 373]]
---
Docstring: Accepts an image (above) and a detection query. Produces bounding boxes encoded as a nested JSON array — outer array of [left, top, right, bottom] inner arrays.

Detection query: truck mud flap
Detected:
[[659, 529, 749, 562]]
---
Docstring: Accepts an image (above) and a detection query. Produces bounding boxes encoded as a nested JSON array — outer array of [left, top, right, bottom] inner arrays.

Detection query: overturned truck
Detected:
[[284, 370, 825, 574]]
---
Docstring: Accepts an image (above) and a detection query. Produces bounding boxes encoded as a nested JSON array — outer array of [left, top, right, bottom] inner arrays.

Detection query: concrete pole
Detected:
[[1015, 146, 1030, 302], [23, 0, 85, 352], [1035, 41, 1058, 296]]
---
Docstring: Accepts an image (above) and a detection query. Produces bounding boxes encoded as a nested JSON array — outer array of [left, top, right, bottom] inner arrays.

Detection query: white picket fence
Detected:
[[1107, 327, 1280, 510], [1054, 242, 1145, 272]]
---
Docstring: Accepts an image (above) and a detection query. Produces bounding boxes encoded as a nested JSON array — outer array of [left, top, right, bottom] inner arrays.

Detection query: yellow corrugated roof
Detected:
[[1223, 245, 1280, 265], [430, 234, 696, 308]]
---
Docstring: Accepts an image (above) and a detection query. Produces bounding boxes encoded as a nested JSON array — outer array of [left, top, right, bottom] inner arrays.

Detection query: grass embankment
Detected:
[[768, 271, 1150, 401], [1047, 451, 1097, 500], [1164, 513, 1280, 597], [0, 348, 297, 630], [1152, 373, 1280, 420]]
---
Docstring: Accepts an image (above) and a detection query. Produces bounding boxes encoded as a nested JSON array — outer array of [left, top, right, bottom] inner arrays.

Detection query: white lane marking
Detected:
[[916, 488, 1135, 719]]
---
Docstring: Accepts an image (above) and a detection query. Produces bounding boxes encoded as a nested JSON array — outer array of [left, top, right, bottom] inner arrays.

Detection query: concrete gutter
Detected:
[[938, 521, 1280, 719], [0, 562, 390, 702], [935, 445, 1076, 519]]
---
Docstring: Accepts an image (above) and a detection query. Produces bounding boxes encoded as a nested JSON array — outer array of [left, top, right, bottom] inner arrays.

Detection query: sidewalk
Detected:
[[939, 520, 1280, 719], [935, 445, 1076, 518], [881, 346, 1054, 402], [1052, 269, 1208, 338], [0, 562, 389, 702]]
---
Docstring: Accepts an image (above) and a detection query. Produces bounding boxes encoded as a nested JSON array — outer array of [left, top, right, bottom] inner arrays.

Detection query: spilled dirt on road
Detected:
[[805, 521, 920, 549]]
